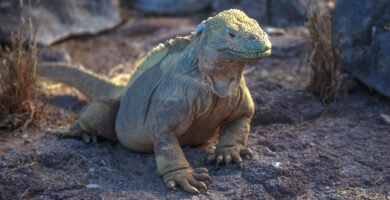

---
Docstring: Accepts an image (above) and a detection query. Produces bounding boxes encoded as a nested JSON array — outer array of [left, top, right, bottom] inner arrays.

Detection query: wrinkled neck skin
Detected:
[[197, 45, 247, 98]]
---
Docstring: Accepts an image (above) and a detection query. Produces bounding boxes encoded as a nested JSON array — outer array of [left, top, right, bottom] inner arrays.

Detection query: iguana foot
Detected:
[[45, 127, 81, 139], [45, 124, 97, 144], [208, 146, 253, 165], [81, 133, 98, 144], [163, 167, 211, 194]]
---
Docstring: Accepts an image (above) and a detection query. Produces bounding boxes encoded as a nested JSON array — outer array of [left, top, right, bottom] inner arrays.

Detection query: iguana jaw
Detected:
[[216, 35, 272, 61], [219, 48, 272, 60]]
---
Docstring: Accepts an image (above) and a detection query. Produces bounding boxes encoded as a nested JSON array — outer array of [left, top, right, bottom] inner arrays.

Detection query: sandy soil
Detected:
[[1, 16, 389, 200]]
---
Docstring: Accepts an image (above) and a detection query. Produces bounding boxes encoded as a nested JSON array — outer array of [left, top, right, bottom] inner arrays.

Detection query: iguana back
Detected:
[[37, 36, 189, 100]]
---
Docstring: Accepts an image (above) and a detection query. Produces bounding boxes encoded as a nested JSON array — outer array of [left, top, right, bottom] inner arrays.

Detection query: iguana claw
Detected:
[[208, 146, 253, 165], [163, 167, 210, 194]]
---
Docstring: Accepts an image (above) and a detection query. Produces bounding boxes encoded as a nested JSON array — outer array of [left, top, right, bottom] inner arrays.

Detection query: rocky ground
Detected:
[[0, 15, 389, 200]]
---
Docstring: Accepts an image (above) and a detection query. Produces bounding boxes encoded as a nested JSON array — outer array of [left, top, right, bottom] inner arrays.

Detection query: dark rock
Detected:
[[269, 0, 305, 26], [269, 34, 308, 58], [133, 0, 211, 14], [352, 31, 390, 97], [38, 48, 72, 62], [333, 0, 390, 97], [0, 0, 122, 46]]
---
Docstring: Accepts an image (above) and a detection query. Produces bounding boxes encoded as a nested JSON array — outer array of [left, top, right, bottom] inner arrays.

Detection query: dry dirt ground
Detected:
[[1, 16, 389, 200]]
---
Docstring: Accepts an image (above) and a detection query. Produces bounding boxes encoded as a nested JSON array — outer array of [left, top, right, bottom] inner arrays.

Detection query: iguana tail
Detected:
[[37, 62, 124, 100]]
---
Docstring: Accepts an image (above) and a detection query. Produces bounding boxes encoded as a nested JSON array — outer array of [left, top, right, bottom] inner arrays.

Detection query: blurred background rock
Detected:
[[332, 0, 390, 98], [0, 0, 122, 46], [0, 0, 307, 45]]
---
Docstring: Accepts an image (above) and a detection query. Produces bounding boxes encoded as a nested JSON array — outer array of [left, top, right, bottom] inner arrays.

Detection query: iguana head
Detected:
[[193, 9, 272, 97]]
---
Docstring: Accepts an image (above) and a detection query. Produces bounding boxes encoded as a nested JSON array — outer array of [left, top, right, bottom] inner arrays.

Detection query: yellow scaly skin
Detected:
[[39, 9, 272, 194]]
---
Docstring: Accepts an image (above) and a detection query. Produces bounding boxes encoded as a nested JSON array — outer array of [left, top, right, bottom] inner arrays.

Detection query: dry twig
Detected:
[[0, 2, 38, 132], [303, 0, 342, 102]]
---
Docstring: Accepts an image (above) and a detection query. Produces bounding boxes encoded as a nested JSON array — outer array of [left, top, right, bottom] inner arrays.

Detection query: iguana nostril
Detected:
[[249, 35, 256, 40], [228, 33, 236, 38]]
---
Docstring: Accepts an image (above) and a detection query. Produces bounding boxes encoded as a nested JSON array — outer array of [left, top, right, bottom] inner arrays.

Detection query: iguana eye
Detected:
[[228, 33, 236, 38]]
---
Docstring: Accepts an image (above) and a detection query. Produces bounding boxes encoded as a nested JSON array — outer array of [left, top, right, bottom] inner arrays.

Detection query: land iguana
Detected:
[[38, 9, 272, 194]]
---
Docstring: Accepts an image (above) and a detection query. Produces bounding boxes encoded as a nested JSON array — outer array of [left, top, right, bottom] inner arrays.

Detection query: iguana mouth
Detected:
[[220, 48, 271, 58]]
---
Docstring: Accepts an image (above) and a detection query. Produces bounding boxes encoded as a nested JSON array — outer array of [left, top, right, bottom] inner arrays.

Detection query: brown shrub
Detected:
[[0, 11, 38, 132], [303, 0, 342, 102]]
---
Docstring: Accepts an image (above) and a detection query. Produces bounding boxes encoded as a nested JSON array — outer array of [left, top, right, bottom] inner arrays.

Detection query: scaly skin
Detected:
[[38, 9, 272, 194]]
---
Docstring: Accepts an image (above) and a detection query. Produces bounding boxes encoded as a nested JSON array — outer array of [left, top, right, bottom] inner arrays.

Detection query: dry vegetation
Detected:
[[303, 0, 342, 102], [0, 13, 38, 132]]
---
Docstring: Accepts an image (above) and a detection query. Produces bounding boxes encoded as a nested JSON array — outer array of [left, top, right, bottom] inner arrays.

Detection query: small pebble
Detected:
[[88, 167, 95, 174], [259, 70, 269, 79], [272, 161, 281, 168], [86, 184, 100, 189]]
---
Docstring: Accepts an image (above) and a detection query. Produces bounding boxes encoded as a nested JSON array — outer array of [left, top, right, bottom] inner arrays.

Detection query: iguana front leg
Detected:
[[152, 102, 211, 194], [208, 117, 253, 165]]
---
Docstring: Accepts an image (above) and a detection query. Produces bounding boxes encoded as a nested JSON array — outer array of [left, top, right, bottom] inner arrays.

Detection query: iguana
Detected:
[[38, 9, 272, 194]]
